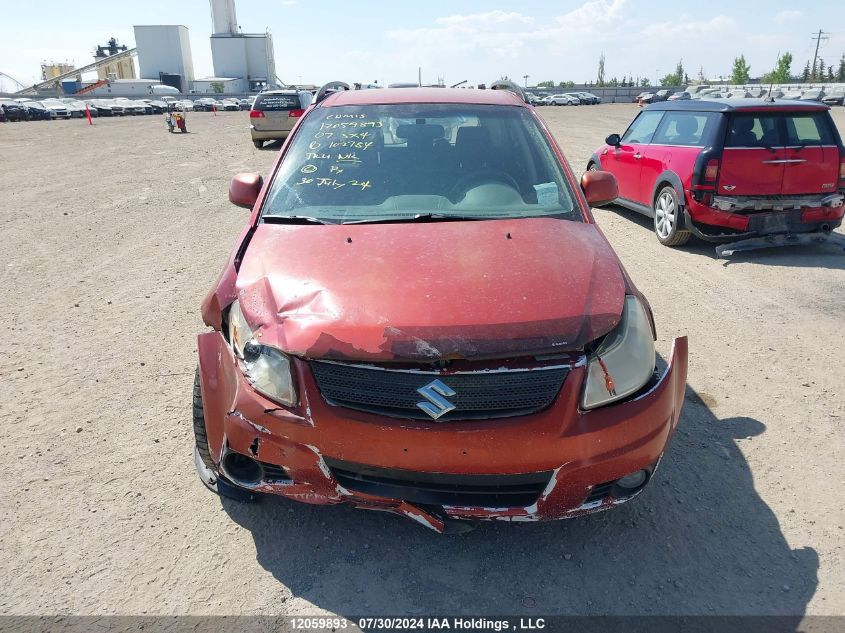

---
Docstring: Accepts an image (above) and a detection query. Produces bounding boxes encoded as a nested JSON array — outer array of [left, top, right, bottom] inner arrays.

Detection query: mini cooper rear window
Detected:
[[726, 112, 836, 147], [260, 104, 580, 224]]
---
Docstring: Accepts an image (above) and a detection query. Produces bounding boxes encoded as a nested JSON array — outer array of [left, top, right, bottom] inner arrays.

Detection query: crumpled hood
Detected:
[[236, 217, 625, 361]]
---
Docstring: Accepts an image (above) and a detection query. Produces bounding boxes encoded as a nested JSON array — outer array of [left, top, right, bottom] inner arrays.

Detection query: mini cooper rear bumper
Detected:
[[196, 331, 688, 532]]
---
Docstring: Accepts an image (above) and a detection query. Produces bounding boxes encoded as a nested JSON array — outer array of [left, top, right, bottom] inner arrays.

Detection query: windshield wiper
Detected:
[[342, 213, 489, 225], [262, 215, 335, 225]]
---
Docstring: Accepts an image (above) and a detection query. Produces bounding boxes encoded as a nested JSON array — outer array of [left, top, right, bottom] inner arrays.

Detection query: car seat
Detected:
[[730, 117, 758, 146]]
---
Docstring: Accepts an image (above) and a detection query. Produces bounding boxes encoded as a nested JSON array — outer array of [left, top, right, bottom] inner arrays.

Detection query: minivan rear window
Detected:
[[255, 94, 302, 111], [726, 112, 835, 147]]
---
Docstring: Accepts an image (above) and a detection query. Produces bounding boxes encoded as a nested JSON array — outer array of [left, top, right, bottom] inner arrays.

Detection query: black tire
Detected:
[[653, 186, 691, 247], [253, 140, 262, 149], [193, 367, 213, 469], [587, 162, 599, 172]]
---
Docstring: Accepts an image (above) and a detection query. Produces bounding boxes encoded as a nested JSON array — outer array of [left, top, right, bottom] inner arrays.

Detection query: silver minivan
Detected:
[[249, 90, 313, 148]]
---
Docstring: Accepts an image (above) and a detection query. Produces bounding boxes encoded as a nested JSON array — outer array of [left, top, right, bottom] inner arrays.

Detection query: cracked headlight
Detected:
[[228, 300, 297, 406], [581, 295, 655, 410]]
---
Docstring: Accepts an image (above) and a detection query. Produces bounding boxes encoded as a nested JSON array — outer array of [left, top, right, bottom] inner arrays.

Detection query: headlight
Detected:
[[581, 295, 655, 410], [227, 300, 297, 406]]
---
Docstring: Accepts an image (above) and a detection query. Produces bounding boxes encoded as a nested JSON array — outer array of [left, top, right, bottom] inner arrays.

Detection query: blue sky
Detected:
[[2, 0, 844, 89]]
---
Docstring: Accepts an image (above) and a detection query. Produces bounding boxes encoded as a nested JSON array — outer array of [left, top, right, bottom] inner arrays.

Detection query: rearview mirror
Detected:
[[605, 133, 621, 146], [229, 173, 263, 208], [581, 170, 618, 207]]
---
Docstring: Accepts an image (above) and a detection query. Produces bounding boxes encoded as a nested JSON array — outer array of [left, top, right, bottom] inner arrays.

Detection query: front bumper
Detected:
[[197, 332, 688, 531]]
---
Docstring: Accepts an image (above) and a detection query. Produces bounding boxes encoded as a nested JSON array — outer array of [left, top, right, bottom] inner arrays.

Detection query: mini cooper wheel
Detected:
[[653, 186, 691, 247]]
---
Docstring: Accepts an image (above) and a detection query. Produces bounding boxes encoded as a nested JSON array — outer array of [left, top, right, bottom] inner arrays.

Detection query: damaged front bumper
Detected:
[[196, 331, 688, 532]]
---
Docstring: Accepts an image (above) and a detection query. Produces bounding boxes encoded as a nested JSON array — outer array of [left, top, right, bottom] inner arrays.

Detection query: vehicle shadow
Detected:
[[221, 384, 818, 619], [602, 204, 845, 270]]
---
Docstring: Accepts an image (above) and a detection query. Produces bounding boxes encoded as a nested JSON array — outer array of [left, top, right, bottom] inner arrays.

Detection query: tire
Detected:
[[653, 186, 691, 247], [253, 141, 262, 149], [192, 367, 213, 469], [192, 367, 258, 502], [587, 162, 599, 172]]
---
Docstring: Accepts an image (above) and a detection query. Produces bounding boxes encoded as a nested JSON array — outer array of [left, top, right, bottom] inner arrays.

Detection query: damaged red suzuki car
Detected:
[[194, 81, 688, 532]]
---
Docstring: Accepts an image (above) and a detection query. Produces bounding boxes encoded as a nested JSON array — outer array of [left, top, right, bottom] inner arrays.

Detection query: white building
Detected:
[[206, 0, 276, 92], [133, 25, 195, 93]]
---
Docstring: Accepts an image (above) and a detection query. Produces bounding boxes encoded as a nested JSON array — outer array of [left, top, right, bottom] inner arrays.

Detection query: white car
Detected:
[[548, 94, 579, 106], [60, 98, 88, 118], [40, 98, 71, 119]]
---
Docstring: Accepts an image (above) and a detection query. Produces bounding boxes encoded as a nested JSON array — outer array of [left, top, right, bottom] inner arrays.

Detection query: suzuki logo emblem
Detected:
[[416, 379, 456, 420]]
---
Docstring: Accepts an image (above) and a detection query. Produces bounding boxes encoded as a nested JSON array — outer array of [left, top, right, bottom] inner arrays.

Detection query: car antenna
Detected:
[[766, 52, 777, 102]]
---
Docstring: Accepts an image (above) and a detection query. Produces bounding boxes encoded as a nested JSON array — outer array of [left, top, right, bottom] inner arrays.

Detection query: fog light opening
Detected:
[[616, 469, 648, 491], [222, 451, 263, 485]]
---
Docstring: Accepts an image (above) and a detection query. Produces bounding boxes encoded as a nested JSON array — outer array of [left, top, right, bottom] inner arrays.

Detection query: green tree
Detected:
[[827, 67, 835, 82], [802, 61, 811, 81], [536, 80, 555, 88], [640, 76, 650, 87], [838, 54, 845, 82], [761, 52, 793, 84], [211, 82, 224, 94], [730, 55, 751, 84], [659, 59, 685, 86], [817, 59, 826, 81]]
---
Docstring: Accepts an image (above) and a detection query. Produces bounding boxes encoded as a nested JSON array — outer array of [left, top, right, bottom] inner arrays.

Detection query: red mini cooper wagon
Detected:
[[193, 81, 688, 532], [589, 100, 845, 249]]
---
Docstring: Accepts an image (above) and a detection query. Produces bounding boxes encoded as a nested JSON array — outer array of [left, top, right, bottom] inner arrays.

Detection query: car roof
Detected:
[[322, 87, 526, 107], [644, 98, 829, 112]]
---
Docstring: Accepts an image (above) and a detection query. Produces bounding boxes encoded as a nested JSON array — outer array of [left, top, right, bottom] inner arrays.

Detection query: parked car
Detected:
[[637, 92, 655, 104], [238, 98, 252, 111], [781, 89, 803, 100], [221, 98, 240, 111], [194, 83, 688, 531], [821, 88, 844, 106], [113, 98, 145, 115], [40, 99, 71, 119], [146, 100, 169, 114], [548, 93, 579, 105], [588, 99, 845, 247], [59, 99, 89, 118], [0, 99, 29, 122], [22, 101, 51, 121], [667, 91, 691, 101], [87, 100, 112, 116], [576, 92, 601, 104], [653, 89, 672, 102], [249, 89, 313, 148], [800, 89, 825, 102], [194, 97, 220, 112]]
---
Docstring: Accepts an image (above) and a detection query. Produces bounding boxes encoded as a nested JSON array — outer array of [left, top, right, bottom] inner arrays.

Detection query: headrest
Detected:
[[395, 124, 445, 142], [455, 126, 491, 146]]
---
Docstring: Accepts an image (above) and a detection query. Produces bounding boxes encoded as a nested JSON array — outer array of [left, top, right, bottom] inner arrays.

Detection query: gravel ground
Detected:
[[0, 105, 843, 617]]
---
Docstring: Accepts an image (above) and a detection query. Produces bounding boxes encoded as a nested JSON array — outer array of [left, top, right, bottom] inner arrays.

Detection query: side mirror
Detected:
[[605, 133, 621, 146], [581, 170, 618, 207], [229, 173, 263, 208]]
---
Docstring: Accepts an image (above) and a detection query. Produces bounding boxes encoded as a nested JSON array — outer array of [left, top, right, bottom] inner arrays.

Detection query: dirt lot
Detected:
[[1, 104, 843, 618]]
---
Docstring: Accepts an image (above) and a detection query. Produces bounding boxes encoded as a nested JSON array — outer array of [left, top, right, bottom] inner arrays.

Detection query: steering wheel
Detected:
[[449, 170, 520, 203]]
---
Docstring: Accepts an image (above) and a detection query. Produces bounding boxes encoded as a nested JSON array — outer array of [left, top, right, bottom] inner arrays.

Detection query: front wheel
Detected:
[[253, 140, 262, 149], [653, 186, 691, 247]]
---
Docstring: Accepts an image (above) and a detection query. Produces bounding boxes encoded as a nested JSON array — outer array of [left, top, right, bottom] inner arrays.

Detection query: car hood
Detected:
[[235, 217, 625, 362]]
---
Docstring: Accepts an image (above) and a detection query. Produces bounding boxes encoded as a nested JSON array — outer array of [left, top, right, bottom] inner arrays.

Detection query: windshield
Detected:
[[261, 103, 579, 224]]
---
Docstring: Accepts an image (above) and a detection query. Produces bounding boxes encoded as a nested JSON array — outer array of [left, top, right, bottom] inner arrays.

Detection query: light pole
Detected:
[[523, 74, 529, 88]]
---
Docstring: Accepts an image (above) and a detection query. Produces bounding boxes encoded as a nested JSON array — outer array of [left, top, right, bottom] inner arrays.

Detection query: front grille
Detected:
[[325, 458, 552, 507], [310, 361, 568, 421]]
